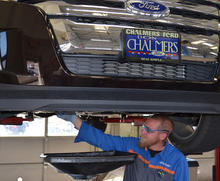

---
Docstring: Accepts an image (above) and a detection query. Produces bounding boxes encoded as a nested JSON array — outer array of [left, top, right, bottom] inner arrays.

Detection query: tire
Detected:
[[169, 114, 220, 154]]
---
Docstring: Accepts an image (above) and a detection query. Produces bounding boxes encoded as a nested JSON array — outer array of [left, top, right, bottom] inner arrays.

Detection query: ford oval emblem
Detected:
[[125, 0, 170, 18]]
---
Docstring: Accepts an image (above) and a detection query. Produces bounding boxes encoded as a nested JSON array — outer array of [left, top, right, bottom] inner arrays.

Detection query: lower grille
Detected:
[[63, 56, 216, 82]]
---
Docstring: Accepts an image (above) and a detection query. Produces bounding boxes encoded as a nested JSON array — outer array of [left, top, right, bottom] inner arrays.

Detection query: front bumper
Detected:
[[1, 83, 220, 114]]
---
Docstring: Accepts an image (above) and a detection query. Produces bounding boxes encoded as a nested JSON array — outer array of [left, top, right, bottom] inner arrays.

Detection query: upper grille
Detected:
[[37, 0, 220, 82]]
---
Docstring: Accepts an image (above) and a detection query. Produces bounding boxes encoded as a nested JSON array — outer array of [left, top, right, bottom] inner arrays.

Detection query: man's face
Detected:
[[138, 118, 162, 148]]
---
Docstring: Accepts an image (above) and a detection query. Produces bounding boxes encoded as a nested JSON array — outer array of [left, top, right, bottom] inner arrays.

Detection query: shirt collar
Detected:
[[157, 141, 173, 159]]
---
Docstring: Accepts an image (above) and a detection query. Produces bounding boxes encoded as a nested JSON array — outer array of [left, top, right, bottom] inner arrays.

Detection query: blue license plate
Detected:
[[123, 28, 181, 62]]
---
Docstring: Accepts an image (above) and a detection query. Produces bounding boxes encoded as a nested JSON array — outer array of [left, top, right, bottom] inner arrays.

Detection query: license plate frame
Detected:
[[122, 28, 181, 62]]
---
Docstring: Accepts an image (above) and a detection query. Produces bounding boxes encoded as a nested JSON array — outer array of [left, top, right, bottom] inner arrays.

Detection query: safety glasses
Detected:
[[142, 124, 169, 134]]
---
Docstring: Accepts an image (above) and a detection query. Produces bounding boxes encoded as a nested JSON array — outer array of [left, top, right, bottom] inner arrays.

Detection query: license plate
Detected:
[[123, 28, 181, 62]]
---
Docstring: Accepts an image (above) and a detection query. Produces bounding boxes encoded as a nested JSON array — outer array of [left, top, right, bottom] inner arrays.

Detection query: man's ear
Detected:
[[159, 132, 167, 141]]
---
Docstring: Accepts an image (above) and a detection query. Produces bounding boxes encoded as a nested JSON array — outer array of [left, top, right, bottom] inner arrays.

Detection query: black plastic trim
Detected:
[[187, 159, 199, 167], [1, 83, 220, 114], [169, 7, 219, 20]]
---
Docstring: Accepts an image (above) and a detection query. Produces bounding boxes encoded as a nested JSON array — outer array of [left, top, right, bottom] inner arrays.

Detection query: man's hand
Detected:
[[57, 113, 76, 123], [56, 112, 82, 130]]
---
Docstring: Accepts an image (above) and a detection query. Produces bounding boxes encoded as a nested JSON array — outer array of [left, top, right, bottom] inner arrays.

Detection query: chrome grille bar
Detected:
[[48, 15, 220, 36]]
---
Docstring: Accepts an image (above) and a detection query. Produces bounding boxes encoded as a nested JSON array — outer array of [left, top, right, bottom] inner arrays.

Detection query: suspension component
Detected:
[[101, 116, 147, 126]]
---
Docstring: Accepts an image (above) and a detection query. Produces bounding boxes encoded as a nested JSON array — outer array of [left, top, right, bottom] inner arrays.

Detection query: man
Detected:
[[58, 114, 189, 181]]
